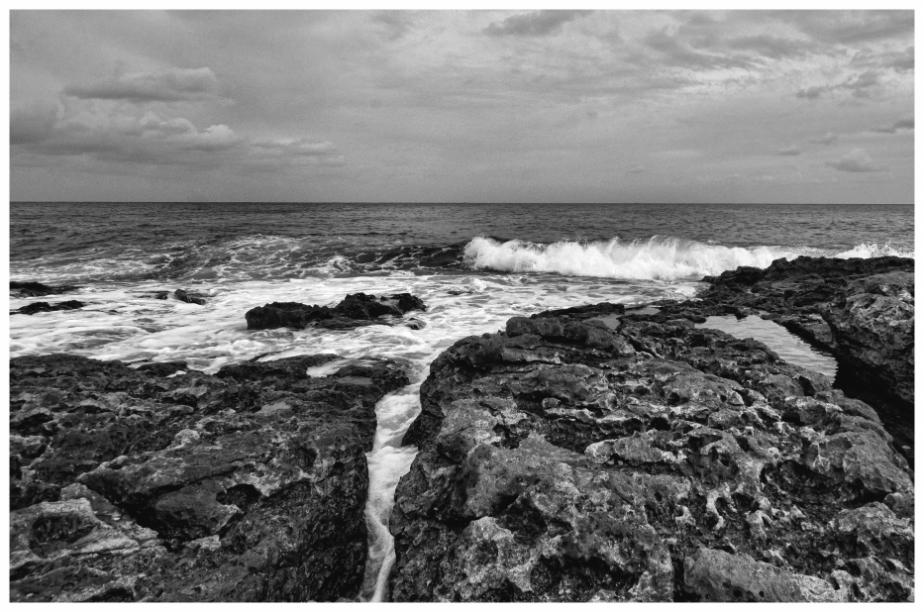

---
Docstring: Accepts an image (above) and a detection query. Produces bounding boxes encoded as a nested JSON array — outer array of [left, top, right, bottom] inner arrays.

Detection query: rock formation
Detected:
[[390, 260, 914, 601], [10, 354, 409, 602], [246, 292, 426, 330], [12, 300, 86, 315]]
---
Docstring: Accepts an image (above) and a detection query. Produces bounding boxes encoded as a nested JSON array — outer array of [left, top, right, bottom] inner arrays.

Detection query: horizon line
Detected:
[[9, 201, 915, 206]]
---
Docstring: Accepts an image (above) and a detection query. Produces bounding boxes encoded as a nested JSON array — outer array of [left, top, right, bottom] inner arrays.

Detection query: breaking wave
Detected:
[[462, 236, 913, 281], [9, 233, 913, 285]]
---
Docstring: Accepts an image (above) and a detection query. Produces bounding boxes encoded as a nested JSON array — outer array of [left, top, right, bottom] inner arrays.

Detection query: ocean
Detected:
[[8, 201, 915, 599]]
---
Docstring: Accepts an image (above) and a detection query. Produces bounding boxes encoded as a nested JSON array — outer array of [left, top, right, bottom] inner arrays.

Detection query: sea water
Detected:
[[8, 201, 914, 600]]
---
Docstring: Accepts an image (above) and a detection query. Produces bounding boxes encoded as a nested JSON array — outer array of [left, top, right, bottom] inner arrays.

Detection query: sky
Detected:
[[9, 9, 915, 203]]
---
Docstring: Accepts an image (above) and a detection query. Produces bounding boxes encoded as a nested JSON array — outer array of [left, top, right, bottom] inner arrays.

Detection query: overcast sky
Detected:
[[10, 10, 914, 203]]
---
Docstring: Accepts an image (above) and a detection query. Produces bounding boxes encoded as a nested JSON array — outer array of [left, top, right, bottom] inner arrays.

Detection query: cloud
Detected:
[[644, 28, 750, 70], [484, 10, 591, 37], [251, 137, 345, 165], [725, 35, 816, 59], [796, 69, 884, 99], [12, 105, 241, 164], [783, 10, 913, 44], [64, 67, 220, 102], [777, 146, 801, 156], [851, 45, 914, 73], [810, 132, 838, 145], [796, 85, 827, 99], [826, 148, 882, 173], [871, 117, 914, 134], [10, 103, 58, 144]]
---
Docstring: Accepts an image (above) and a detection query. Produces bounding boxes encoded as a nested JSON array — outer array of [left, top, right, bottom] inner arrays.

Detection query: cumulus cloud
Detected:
[[871, 117, 914, 134], [64, 67, 220, 102], [485, 10, 591, 37], [826, 148, 881, 173], [777, 146, 801, 156], [12, 105, 241, 164]]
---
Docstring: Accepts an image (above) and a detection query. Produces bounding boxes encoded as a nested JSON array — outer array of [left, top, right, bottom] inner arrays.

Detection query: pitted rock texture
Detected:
[[390, 303, 913, 602], [10, 353, 409, 602], [700, 256, 913, 409], [246, 292, 426, 331]]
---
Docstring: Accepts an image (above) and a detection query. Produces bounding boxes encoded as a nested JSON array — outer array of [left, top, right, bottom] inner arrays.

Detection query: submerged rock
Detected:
[[245, 292, 426, 331], [13, 300, 86, 315], [9, 353, 409, 602], [390, 299, 913, 601], [10, 281, 80, 297]]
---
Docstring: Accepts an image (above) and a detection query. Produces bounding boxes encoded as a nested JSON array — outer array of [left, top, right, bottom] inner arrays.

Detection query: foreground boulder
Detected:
[[10, 353, 409, 602], [390, 301, 913, 601], [246, 292, 426, 330]]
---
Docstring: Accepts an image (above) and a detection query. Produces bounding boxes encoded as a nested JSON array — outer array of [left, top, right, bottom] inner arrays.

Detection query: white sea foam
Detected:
[[834, 242, 914, 259], [463, 236, 912, 280]]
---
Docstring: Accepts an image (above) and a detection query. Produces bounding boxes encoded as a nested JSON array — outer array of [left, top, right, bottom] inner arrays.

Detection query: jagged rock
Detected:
[[701, 256, 914, 408], [390, 299, 913, 602], [13, 300, 86, 315], [245, 292, 426, 331], [174, 289, 207, 305], [9, 353, 409, 602], [10, 281, 80, 297]]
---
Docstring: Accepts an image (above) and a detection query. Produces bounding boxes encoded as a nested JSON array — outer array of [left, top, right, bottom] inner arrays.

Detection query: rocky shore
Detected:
[[389, 256, 914, 602], [8, 256, 915, 602], [10, 353, 408, 601]]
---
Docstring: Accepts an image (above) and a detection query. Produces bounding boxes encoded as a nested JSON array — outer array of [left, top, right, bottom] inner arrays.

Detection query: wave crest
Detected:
[[462, 236, 911, 281]]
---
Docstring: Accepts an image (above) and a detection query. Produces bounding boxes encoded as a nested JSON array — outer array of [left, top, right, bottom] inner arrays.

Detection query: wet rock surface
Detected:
[[12, 300, 87, 315], [10, 353, 409, 602], [11, 281, 80, 297], [390, 262, 913, 601], [246, 292, 426, 330], [697, 256, 914, 462], [173, 289, 207, 305], [700, 256, 913, 407]]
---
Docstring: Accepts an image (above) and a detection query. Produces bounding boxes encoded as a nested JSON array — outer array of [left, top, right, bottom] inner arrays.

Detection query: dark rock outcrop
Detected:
[[390, 300, 913, 601], [701, 256, 914, 408], [698, 256, 914, 463], [13, 300, 86, 315], [246, 292, 426, 331], [11, 281, 80, 297], [10, 353, 409, 602], [174, 289, 207, 305]]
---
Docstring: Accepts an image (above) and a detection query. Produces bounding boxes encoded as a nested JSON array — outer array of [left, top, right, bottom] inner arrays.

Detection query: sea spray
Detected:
[[462, 235, 912, 280]]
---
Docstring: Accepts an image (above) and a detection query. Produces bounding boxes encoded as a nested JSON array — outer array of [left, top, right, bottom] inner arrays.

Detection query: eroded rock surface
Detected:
[[700, 256, 914, 409], [10, 353, 409, 602], [390, 300, 913, 601], [246, 292, 426, 331]]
